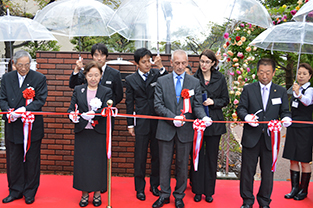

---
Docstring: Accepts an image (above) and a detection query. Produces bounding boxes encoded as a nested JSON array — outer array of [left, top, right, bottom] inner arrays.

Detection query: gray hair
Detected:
[[13, 50, 32, 64], [171, 50, 188, 61]]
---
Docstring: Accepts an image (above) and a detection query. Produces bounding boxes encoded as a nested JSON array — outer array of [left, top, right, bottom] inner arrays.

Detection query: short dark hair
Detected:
[[134, 48, 152, 64], [257, 58, 276, 72], [298, 63, 313, 75], [83, 61, 103, 75], [185, 65, 192, 74], [91, 43, 108, 57], [199, 49, 218, 71]]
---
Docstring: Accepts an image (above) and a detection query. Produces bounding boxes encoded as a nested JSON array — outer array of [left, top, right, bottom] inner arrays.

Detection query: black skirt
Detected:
[[73, 129, 107, 192], [283, 127, 313, 163]]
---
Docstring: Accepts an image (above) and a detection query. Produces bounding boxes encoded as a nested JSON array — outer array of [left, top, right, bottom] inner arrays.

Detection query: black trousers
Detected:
[[6, 139, 41, 198], [191, 135, 221, 196], [134, 130, 159, 192], [240, 134, 273, 207]]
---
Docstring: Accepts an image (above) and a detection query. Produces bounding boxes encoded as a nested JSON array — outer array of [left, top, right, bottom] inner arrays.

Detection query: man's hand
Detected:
[[245, 114, 259, 127], [173, 116, 185, 127], [74, 58, 83, 73], [69, 111, 80, 123], [153, 55, 163, 69], [128, 127, 135, 136]]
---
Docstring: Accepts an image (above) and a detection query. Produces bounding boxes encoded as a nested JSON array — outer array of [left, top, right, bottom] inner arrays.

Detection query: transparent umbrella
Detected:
[[250, 21, 313, 91], [34, 0, 122, 56], [0, 9, 56, 57], [293, 0, 313, 22], [107, 0, 211, 54]]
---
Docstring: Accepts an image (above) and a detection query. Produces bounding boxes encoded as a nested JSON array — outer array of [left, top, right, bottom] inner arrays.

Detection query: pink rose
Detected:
[[233, 99, 239, 105], [224, 33, 229, 39], [247, 67, 251, 72], [236, 70, 242, 75], [240, 23, 245, 27], [291, 10, 297, 16], [230, 72, 235, 76], [237, 52, 243, 57]]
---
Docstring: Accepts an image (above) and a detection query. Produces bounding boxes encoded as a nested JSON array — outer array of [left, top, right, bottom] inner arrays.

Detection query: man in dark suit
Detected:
[[0, 50, 47, 204], [69, 43, 123, 106], [153, 50, 212, 208], [125, 48, 167, 201], [237, 58, 292, 208]]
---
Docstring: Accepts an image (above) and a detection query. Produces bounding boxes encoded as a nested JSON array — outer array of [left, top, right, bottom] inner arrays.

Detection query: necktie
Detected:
[[19, 76, 25, 88], [143, 73, 148, 81], [176, 76, 182, 103], [262, 86, 268, 111]]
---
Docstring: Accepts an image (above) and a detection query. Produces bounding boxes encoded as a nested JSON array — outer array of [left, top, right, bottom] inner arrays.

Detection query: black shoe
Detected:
[[100, 189, 106, 194], [294, 172, 311, 200], [79, 195, 89, 207], [294, 189, 308, 200], [259, 206, 270, 208], [240, 204, 252, 208], [194, 194, 201, 202], [175, 198, 184, 208], [205, 195, 213, 203], [136, 192, 146, 201], [25, 197, 35, 204], [150, 187, 160, 196], [2, 195, 22, 203], [152, 197, 170, 208], [93, 195, 101, 207]]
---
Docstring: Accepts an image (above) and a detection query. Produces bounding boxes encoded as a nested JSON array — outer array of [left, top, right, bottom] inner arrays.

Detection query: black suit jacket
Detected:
[[67, 84, 112, 134], [237, 82, 291, 150], [125, 68, 167, 135], [193, 69, 229, 136], [69, 65, 123, 106], [154, 73, 207, 143], [0, 70, 47, 144]]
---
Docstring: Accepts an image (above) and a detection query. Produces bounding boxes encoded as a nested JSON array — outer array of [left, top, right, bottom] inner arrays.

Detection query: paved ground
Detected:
[[231, 125, 313, 181]]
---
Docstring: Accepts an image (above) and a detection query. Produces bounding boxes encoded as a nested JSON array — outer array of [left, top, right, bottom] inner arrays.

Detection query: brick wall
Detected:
[[0, 51, 200, 176]]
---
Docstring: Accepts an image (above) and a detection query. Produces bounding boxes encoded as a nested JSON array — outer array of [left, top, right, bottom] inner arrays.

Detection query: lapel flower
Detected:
[[89, 97, 102, 111], [181, 89, 190, 99], [23, 87, 35, 99], [81, 88, 85, 93]]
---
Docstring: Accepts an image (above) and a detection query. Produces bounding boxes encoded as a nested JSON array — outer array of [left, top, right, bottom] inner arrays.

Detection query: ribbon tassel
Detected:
[[268, 120, 282, 172], [21, 112, 35, 162], [192, 119, 206, 171]]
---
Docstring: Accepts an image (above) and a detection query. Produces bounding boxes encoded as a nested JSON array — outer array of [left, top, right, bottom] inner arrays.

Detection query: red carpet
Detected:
[[0, 174, 312, 207]]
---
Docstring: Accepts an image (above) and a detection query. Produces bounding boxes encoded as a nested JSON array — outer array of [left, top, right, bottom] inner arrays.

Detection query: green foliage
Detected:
[[22, 40, 60, 59], [70, 34, 135, 53]]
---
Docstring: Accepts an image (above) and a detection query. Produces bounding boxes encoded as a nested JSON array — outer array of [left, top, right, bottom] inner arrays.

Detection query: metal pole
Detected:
[[106, 99, 113, 208]]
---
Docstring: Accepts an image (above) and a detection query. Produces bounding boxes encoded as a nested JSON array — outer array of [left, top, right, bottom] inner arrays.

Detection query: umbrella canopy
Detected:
[[107, 0, 210, 44], [34, 0, 118, 37], [202, 0, 273, 29], [250, 22, 313, 54], [250, 21, 313, 85], [293, 0, 313, 22], [0, 12, 56, 42]]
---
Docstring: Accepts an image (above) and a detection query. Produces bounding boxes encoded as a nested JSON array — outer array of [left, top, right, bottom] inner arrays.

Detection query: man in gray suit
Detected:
[[153, 50, 212, 208]]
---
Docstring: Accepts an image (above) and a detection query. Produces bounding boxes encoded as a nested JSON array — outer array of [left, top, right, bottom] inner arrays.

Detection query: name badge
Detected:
[[189, 89, 194, 96], [150, 82, 157, 87], [106, 81, 112, 84], [292, 101, 299, 108], [272, 98, 282, 105]]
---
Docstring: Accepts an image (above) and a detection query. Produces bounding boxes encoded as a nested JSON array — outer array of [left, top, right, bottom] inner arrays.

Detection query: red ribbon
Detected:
[[268, 120, 282, 172], [101, 106, 118, 159], [181, 89, 192, 113], [192, 119, 206, 171], [21, 112, 35, 162]]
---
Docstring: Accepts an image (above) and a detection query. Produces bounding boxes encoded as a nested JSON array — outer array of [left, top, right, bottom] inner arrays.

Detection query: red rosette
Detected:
[[23, 87, 35, 100], [181, 89, 190, 99]]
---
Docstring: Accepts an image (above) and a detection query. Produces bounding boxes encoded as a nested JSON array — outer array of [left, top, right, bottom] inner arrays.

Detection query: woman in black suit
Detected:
[[283, 63, 313, 200], [191, 49, 229, 203], [68, 61, 112, 207]]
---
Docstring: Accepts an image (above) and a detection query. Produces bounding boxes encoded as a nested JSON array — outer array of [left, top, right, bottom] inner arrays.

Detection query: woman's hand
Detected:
[[203, 98, 214, 106], [292, 82, 300, 96], [74, 58, 83, 73]]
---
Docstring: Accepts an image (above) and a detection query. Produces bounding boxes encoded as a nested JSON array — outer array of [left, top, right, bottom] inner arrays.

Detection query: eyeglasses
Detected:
[[200, 60, 212, 65], [16, 63, 30, 69]]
